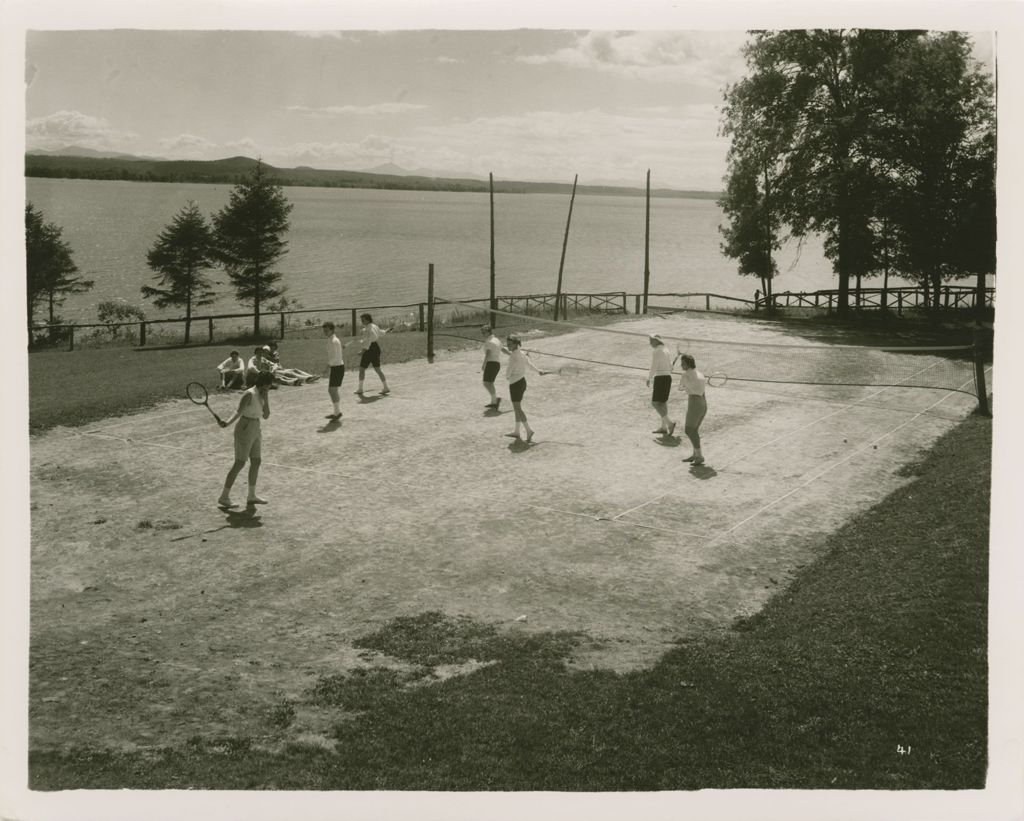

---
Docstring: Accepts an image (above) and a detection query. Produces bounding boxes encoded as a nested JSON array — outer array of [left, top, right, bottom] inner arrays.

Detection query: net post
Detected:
[[973, 326, 991, 416], [427, 264, 435, 364]]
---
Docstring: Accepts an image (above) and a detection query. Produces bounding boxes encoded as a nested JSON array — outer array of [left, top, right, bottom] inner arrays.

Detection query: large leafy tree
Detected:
[[25, 202, 94, 343], [212, 160, 293, 336], [869, 32, 995, 307], [721, 30, 995, 315], [142, 200, 217, 343]]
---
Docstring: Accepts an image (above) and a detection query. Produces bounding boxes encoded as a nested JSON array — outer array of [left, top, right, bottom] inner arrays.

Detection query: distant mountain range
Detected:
[[25, 151, 721, 200]]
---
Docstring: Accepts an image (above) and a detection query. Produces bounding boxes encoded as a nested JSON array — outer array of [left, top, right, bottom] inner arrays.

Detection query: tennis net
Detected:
[[430, 297, 989, 401]]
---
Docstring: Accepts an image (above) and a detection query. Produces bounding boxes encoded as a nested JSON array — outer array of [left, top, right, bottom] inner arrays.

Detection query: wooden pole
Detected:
[[643, 169, 651, 314], [427, 263, 435, 363], [489, 173, 496, 328], [554, 174, 578, 321], [973, 326, 990, 416]]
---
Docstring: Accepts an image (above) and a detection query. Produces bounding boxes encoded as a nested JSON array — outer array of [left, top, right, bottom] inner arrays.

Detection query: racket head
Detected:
[[186, 382, 209, 404], [707, 371, 728, 387]]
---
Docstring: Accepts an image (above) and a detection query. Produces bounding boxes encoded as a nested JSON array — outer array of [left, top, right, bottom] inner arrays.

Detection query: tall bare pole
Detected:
[[489, 172, 496, 328], [427, 263, 435, 363], [554, 174, 578, 321], [643, 169, 651, 314]]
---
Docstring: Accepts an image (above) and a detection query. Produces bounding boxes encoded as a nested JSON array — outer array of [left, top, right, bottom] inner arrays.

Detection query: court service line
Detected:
[[608, 357, 969, 524], [704, 377, 977, 547]]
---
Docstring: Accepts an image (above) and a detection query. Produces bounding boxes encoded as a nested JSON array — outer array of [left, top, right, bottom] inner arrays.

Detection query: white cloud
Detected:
[[25, 110, 139, 152], [157, 133, 219, 158], [517, 31, 748, 88], [286, 103, 428, 116]]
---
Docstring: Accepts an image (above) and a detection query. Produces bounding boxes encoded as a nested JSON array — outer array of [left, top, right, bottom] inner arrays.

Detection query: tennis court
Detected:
[[29, 311, 988, 750]]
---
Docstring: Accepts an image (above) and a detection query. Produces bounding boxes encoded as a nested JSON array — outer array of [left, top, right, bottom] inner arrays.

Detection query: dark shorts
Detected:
[[328, 365, 345, 387], [483, 361, 500, 384], [509, 377, 527, 403], [360, 342, 381, 369], [651, 374, 672, 404]]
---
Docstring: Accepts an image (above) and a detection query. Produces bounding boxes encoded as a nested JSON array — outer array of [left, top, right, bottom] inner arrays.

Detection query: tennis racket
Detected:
[[186, 382, 225, 424], [707, 372, 728, 387]]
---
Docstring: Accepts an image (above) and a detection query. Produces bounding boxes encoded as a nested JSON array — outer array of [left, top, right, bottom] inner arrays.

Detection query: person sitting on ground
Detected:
[[245, 347, 272, 388], [265, 341, 318, 386], [216, 350, 245, 390]]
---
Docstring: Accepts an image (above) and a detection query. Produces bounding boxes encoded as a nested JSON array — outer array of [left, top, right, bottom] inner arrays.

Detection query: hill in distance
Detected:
[[25, 151, 721, 199]]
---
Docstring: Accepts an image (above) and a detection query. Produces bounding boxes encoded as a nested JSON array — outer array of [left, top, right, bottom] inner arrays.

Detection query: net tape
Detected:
[[433, 296, 980, 397]]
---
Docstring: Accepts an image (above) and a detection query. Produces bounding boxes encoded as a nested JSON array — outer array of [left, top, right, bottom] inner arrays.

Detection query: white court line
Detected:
[[608, 358, 964, 524], [705, 374, 979, 547]]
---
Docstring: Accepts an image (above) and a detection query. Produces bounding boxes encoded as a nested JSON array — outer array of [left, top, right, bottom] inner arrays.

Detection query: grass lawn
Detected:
[[28, 398, 990, 790]]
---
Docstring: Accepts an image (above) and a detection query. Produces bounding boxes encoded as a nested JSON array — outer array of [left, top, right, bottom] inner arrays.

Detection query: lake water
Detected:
[[26, 177, 835, 323]]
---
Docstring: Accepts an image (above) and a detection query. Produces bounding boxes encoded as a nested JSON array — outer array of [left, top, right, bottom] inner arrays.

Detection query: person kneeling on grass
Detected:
[[504, 334, 548, 442], [646, 334, 676, 438], [218, 370, 272, 508], [216, 350, 245, 390], [677, 353, 708, 465]]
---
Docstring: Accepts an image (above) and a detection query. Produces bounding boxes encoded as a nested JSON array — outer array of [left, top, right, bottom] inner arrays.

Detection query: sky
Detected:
[[23, 28, 994, 191]]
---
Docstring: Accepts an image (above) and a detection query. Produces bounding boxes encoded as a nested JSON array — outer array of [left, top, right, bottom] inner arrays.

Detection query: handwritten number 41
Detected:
[[897, 745, 912, 755]]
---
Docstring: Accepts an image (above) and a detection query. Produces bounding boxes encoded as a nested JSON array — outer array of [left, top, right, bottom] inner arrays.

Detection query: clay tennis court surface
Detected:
[[29, 313, 984, 752]]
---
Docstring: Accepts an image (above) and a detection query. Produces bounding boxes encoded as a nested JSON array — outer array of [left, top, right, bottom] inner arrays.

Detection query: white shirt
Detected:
[[326, 334, 344, 367], [648, 346, 673, 380], [678, 368, 707, 396], [218, 356, 244, 374], [506, 348, 542, 383], [247, 355, 270, 372], [360, 323, 382, 350], [483, 335, 501, 363]]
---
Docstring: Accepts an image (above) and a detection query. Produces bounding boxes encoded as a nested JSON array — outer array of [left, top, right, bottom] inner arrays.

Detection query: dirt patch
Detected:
[[29, 312, 982, 751]]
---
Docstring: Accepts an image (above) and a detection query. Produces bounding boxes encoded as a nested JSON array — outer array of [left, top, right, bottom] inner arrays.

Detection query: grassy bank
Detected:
[[29, 411, 989, 790]]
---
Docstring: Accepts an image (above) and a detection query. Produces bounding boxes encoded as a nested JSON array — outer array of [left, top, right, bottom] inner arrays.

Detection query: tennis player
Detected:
[[646, 335, 677, 437], [677, 353, 708, 465], [322, 321, 345, 420], [504, 334, 547, 442], [355, 313, 390, 396], [217, 370, 273, 508], [481, 325, 502, 409]]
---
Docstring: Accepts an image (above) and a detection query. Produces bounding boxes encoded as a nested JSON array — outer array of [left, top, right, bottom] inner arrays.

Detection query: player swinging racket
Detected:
[[217, 371, 273, 508], [481, 325, 502, 410], [504, 334, 548, 442], [354, 313, 390, 396], [322, 321, 345, 420], [646, 334, 677, 438], [677, 353, 708, 465]]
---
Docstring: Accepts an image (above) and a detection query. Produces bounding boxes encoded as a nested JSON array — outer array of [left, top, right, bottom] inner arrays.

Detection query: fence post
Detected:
[[973, 326, 991, 416], [140, 322, 146, 346], [634, 294, 641, 314], [208, 317, 214, 343], [418, 303, 425, 332], [705, 294, 711, 311], [68, 326, 74, 352], [279, 312, 285, 340], [351, 309, 357, 338], [427, 264, 435, 364], [621, 293, 627, 313]]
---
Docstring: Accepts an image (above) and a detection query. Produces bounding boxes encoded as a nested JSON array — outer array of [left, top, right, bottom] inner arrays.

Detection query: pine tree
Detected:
[[211, 160, 293, 336], [142, 200, 217, 343]]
